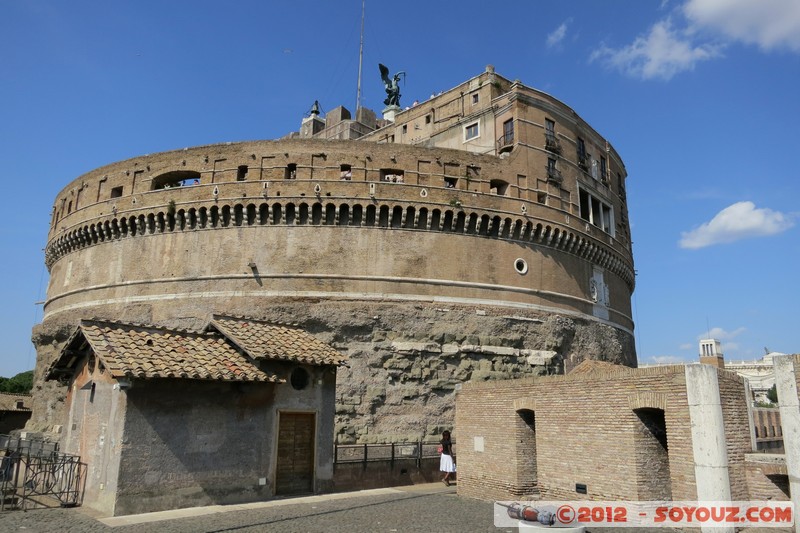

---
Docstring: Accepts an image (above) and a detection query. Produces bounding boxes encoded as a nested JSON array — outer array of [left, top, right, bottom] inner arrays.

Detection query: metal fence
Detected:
[[333, 441, 455, 468], [0, 434, 85, 512]]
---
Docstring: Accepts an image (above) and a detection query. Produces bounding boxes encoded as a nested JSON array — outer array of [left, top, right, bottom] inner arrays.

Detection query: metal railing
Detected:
[[544, 132, 562, 154], [497, 131, 514, 151], [546, 166, 563, 183], [577, 153, 589, 171], [334, 441, 455, 468], [0, 435, 85, 512]]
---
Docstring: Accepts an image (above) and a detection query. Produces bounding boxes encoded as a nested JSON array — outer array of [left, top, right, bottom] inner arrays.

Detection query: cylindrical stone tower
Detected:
[[33, 69, 635, 443]]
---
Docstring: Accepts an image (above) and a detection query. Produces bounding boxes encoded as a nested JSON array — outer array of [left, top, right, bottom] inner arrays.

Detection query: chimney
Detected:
[[699, 338, 725, 369]]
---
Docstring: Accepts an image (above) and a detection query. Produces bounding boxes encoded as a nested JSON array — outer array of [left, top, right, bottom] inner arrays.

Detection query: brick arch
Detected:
[[513, 398, 536, 412], [628, 392, 668, 411]]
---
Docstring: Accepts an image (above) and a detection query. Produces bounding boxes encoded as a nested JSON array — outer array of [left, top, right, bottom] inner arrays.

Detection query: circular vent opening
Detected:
[[290, 367, 310, 390], [514, 258, 528, 275]]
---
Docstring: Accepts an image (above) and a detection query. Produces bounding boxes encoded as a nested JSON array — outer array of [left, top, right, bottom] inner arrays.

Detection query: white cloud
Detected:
[[684, 0, 800, 52], [697, 327, 746, 341], [546, 20, 570, 49], [721, 342, 739, 353], [679, 201, 795, 249], [649, 354, 688, 364], [590, 19, 722, 80]]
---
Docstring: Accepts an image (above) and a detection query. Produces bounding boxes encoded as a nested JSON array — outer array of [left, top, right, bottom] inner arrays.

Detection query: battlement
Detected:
[[47, 139, 632, 267]]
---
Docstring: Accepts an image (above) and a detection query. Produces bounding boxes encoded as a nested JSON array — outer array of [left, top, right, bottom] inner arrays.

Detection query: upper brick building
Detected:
[[33, 66, 635, 443]]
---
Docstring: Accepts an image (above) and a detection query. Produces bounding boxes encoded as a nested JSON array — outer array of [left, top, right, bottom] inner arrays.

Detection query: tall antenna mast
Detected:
[[355, 0, 365, 113]]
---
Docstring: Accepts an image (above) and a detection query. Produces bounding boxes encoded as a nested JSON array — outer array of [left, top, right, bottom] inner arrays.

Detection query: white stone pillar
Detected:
[[685, 364, 734, 533], [774, 355, 800, 532]]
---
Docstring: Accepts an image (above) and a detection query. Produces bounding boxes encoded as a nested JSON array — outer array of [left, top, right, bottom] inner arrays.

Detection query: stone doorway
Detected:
[[633, 408, 671, 500], [275, 412, 315, 495], [514, 408, 538, 495]]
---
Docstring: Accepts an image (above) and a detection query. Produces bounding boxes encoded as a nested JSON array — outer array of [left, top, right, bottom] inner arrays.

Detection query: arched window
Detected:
[[150, 170, 201, 190]]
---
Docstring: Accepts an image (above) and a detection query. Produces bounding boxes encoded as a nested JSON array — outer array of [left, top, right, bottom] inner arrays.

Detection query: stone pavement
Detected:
[[0, 483, 791, 533]]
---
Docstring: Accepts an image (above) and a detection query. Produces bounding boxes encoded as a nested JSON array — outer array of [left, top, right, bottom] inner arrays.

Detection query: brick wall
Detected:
[[456, 365, 751, 503], [716, 369, 753, 501], [745, 455, 789, 501], [753, 408, 783, 452]]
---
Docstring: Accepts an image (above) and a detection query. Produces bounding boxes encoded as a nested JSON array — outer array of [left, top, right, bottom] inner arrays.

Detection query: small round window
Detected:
[[514, 258, 528, 275], [290, 367, 310, 390]]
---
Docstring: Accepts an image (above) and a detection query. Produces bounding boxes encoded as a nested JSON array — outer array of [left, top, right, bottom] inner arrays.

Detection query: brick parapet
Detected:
[[457, 366, 752, 503], [45, 140, 634, 286]]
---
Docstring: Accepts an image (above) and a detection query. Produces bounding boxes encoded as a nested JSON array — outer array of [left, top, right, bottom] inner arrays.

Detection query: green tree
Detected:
[[0, 370, 33, 393], [766, 383, 778, 404]]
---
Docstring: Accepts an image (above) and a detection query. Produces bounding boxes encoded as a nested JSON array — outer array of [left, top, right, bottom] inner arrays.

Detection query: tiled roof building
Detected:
[[0, 392, 33, 434], [46, 317, 345, 516], [49, 320, 280, 383], [0, 392, 32, 412], [209, 315, 347, 366]]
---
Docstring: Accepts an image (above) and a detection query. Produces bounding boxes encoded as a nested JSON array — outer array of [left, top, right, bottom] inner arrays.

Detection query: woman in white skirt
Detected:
[[439, 430, 455, 486]]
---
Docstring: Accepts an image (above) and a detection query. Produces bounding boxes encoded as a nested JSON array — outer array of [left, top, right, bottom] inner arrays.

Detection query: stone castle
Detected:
[[32, 65, 635, 443]]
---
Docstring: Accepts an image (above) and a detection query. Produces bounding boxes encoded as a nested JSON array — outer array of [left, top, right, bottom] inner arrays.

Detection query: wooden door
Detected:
[[275, 412, 315, 495]]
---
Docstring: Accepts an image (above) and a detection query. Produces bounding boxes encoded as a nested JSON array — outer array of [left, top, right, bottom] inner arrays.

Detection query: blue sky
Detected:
[[1, 0, 798, 376]]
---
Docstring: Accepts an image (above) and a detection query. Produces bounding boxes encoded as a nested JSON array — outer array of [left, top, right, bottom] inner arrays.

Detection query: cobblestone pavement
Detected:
[[0, 484, 791, 533]]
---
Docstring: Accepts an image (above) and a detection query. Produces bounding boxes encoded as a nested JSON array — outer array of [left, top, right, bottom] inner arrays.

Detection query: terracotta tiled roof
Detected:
[[49, 320, 281, 383], [0, 392, 32, 411], [568, 359, 627, 376], [209, 315, 347, 366]]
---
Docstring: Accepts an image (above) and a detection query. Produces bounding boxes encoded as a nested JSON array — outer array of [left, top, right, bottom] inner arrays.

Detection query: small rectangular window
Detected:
[[110, 186, 123, 198], [472, 93, 479, 104], [402, 124, 407, 134], [380, 169, 404, 183], [490, 179, 509, 195], [464, 122, 479, 140], [237, 165, 249, 181], [502, 119, 514, 145], [577, 138, 588, 170], [340, 164, 352, 180], [285, 164, 297, 179], [600, 156, 608, 183], [425, 114, 431, 124]]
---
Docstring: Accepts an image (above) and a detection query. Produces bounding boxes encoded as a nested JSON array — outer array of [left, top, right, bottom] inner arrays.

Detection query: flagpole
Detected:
[[356, 0, 365, 113]]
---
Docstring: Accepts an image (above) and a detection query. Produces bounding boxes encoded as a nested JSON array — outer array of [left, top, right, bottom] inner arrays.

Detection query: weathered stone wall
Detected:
[[326, 302, 633, 444], [31, 300, 634, 444], [115, 381, 275, 515], [113, 371, 336, 516], [332, 457, 443, 492], [59, 354, 126, 516]]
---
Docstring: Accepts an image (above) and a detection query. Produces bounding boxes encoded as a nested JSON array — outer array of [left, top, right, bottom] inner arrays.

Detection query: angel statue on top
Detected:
[[379, 63, 405, 108]]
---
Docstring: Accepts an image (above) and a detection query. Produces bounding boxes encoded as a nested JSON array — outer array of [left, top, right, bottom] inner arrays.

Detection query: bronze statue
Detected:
[[379, 63, 405, 108]]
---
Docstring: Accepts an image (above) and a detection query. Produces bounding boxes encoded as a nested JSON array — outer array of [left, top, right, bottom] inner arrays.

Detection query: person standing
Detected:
[[439, 430, 455, 486]]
